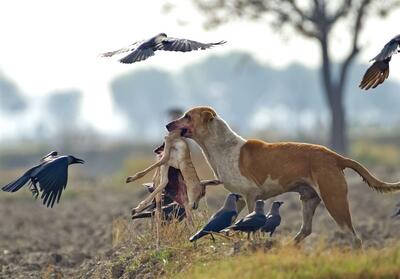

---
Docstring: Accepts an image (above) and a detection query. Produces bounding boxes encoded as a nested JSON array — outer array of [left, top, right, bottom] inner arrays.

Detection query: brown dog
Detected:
[[126, 130, 220, 223], [166, 106, 400, 247]]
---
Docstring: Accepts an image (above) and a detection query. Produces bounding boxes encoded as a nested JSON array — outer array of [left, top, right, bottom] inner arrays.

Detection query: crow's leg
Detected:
[[210, 233, 216, 243], [29, 182, 39, 199]]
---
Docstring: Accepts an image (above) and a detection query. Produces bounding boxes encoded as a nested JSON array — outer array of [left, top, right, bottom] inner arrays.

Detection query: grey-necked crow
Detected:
[[359, 34, 400, 90], [1, 152, 84, 208], [261, 201, 283, 236], [189, 193, 241, 242], [100, 33, 226, 64], [226, 200, 266, 239]]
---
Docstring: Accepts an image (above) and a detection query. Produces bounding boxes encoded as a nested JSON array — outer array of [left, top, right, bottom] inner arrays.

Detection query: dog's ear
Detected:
[[201, 110, 215, 123]]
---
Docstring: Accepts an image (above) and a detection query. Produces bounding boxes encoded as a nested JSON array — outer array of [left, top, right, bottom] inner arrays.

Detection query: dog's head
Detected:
[[165, 107, 217, 141]]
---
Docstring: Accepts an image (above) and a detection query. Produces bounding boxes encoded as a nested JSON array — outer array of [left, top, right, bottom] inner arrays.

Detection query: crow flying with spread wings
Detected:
[[359, 34, 400, 90], [1, 151, 84, 208], [100, 33, 226, 64]]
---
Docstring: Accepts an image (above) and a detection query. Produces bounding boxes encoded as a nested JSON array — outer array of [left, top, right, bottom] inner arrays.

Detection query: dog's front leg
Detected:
[[245, 193, 257, 213]]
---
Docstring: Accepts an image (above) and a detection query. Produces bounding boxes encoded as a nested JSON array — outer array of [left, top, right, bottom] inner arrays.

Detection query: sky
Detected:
[[0, 0, 400, 137]]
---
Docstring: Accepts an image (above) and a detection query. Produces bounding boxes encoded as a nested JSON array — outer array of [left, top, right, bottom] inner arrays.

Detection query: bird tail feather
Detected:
[[189, 230, 207, 242], [2, 175, 30, 192]]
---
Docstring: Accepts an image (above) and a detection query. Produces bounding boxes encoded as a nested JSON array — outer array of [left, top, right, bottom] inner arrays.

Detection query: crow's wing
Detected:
[[371, 35, 400, 62], [230, 213, 266, 230], [2, 164, 42, 192], [359, 60, 390, 90], [40, 151, 58, 162], [261, 215, 281, 232], [100, 41, 143, 58], [157, 38, 226, 52], [203, 210, 237, 232], [190, 210, 236, 241], [119, 47, 155, 64], [36, 156, 69, 208]]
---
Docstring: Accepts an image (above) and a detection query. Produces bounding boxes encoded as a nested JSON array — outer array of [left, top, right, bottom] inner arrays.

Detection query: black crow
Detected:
[[261, 201, 284, 236], [359, 34, 400, 90], [189, 193, 241, 242], [100, 33, 226, 64], [226, 200, 266, 239], [1, 152, 84, 208]]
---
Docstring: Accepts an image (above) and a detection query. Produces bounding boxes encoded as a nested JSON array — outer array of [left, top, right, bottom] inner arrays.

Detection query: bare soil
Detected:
[[1, 168, 400, 278]]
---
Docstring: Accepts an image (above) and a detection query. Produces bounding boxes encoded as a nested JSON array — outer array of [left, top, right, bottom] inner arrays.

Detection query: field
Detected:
[[1, 143, 400, 278]]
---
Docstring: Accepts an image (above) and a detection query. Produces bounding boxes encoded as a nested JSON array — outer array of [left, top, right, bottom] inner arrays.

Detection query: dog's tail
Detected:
[[339, 157, 400, 193]]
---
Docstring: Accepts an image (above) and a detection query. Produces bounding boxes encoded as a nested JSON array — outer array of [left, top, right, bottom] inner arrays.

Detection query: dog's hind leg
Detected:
[[316, 168, 362, 248], [294, 186, 321, 243]]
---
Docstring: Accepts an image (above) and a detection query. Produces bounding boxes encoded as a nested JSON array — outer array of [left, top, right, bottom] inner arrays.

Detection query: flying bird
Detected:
[[189, 193, 241, 242], [261, 201, 283, 237], [359, 34, 400, 90], [225, 200, 266, 240], [100, 33, 226, 64], [1, 152, 84, 208]]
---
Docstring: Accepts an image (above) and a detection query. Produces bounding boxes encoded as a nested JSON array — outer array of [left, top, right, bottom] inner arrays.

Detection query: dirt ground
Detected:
[[1, 168, 400, 278]]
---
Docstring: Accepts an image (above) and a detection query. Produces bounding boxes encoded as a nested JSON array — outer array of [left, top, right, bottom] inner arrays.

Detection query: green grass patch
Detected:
[[175, 244, 400, 279]]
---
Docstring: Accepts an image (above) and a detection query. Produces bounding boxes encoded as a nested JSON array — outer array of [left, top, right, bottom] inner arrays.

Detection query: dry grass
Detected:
[[106, 216, 400, 279]]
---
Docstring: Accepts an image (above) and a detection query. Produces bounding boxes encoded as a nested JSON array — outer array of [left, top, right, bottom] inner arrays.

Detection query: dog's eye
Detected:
[[184, 114, 191, 120]]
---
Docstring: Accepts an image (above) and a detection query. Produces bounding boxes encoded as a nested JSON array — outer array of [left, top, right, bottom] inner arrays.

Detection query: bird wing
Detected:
[[261, 215, 281, 232], [156, 37, 226, 52], [230, 213, 266, 230], [371, 35, 400, 62], [99, 40, 143, 57], [359, 59, 390, 90], [40, 151, 58, 162], [203, 210, 237, 233], [119, 47, 155, 64], [2, 164, 42, 192], [35, 156, 69, 208]]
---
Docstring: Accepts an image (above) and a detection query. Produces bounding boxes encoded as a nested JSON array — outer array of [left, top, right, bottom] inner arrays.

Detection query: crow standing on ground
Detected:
[[261, 201, 284, 236], [100, 33, 226, 64], [359, 34, 400, 90], [1, 151, 84, 208], [226, 200, 267, 240], [189, 193, 242, 242]]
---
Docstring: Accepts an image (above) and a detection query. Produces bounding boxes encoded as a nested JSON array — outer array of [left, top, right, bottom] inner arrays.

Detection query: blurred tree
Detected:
[[46, 90, 82, 132], [0, 73, 27, 114], [111, 69, 179, 138], [188, 0, 400, 153]]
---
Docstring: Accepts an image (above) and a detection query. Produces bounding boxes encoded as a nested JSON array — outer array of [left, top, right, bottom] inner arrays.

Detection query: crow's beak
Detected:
[[76, 158, 85, 164]]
